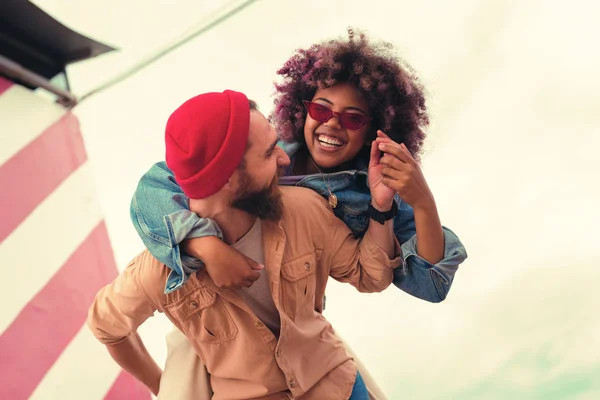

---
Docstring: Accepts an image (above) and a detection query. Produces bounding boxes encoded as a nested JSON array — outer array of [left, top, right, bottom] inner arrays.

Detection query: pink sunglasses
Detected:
[[303, 101, 372, 130]]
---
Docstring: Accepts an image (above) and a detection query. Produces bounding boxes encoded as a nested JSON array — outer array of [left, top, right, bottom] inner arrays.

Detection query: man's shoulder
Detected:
[[279, 186, 334, 232], [280, 186, 329, 211]]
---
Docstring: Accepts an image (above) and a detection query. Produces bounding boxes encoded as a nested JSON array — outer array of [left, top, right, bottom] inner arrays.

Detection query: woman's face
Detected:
[[303, 82, 371, 170]]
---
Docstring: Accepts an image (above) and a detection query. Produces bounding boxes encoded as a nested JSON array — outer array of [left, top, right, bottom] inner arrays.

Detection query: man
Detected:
[[88, 90, 401, 399]]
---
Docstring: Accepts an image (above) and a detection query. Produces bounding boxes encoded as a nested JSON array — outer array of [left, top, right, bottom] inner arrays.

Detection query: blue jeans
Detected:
[[349, 371, 369, 400]]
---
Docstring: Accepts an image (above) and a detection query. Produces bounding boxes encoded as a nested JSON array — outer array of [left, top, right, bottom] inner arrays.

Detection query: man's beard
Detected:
[[231, 168, 284, 221]]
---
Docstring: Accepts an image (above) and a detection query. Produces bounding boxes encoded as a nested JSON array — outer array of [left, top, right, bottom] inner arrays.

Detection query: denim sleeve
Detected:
[[392, 198, 468, 303], [130, 162, 223, 293]]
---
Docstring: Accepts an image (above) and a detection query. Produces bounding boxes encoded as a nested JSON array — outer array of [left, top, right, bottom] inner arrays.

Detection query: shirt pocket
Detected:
[[166, 287, 238, 344], [280, 250, 319, 320]]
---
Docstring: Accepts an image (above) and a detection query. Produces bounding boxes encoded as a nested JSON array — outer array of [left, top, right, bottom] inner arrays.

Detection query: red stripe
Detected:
[[0, 222, 118, 399], [0, 76, 12, 95], [0, 112, 87, 245], [104, 371, 152, 400]]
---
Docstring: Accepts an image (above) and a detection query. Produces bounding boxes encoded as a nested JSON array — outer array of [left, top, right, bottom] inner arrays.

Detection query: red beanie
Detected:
[[165, 90, 250, 199]]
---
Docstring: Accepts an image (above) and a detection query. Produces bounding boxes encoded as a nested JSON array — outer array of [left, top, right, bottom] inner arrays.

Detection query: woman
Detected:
[[132, 29, 467, 399]]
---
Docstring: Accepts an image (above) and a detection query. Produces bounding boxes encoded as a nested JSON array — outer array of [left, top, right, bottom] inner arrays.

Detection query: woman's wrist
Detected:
[[412, 192, 437, 214], [371, 199, 394, 212], [412, 199, 439, 221]]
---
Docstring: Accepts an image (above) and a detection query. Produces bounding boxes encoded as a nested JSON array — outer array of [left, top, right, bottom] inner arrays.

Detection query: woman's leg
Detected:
[[157, 327, 213, 400], [342, 338, 388, 400], [348, 371, 369, 400]]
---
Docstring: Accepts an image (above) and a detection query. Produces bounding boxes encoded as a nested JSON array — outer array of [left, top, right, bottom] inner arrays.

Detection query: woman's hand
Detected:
[[183, 236, 263, 290], [368, 136, 396, 212], [376, 130, 435, 210], [376, 131, 444, 264]]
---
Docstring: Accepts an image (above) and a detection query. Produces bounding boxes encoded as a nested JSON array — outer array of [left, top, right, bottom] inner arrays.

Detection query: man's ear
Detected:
[[223, 169, 240, 191]]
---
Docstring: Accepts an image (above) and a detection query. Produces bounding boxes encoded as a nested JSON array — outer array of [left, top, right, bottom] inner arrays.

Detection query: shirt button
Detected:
[[289, 379, 296, 388], [189, 300, 199, 309], [304, 262, 310, 270]]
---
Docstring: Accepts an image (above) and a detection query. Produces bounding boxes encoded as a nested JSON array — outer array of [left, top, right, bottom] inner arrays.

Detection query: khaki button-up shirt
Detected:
[[88, 187, 400, 400]]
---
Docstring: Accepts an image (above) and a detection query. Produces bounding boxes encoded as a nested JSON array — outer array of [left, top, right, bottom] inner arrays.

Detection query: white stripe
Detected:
[[28, 325, 122, 400], [0, 162, 104, 333], [0, 84, 66, 167]]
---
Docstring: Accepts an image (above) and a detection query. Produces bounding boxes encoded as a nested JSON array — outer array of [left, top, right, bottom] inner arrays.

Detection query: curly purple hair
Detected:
[[271, 28, 429, 162]]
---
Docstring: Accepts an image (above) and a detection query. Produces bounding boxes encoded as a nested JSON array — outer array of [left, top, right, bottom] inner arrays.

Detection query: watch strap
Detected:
[[368, 200, 398, 224]]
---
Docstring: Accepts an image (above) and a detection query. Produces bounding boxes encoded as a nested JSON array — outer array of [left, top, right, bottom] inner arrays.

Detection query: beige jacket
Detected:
[[157, 327, 388, 400], [88, 186, 400, 399]]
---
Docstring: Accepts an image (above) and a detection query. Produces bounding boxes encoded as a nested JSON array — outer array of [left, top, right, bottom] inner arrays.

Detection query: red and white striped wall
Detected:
[[0, 76, 151, 400]]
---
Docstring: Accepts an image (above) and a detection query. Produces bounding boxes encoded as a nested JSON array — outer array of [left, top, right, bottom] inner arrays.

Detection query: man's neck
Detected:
[[189, 199, 256, 244]]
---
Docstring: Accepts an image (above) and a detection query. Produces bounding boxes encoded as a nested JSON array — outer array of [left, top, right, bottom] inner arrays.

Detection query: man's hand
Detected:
[[183, 236, 263, 290], [106, 334, 162, 396], [148, 378, 161, 396]]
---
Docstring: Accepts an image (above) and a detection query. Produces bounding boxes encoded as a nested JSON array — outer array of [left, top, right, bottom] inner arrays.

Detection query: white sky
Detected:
[[34, 0, 600, 398]]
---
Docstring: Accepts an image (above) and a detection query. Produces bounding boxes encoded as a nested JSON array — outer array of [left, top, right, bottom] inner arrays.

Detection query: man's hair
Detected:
[[242, 99, 259, 154], [270, 27, 429, 163], [237, 155, 247, 171]]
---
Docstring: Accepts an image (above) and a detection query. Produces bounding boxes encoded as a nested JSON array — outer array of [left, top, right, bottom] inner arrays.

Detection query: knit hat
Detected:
[[165, 90, 250, 199]]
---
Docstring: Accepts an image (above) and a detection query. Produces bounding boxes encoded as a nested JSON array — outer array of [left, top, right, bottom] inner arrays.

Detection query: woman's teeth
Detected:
[[317, 135, 343, 148]]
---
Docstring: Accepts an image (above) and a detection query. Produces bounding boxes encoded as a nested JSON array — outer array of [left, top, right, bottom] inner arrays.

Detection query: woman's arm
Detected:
[[130, 162, 259, 292], [377, 133, 444, 263], [377, 132, 468, 302]]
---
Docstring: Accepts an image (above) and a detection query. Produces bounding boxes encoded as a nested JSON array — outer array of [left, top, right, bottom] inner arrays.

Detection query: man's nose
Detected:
[[278, 152, 291, 167]]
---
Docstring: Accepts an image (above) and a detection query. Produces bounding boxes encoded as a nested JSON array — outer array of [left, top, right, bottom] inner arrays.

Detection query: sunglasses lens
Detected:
[[305, 101, 369, 130], [307, 103, 333, 122], [340, 114, 368, 130]]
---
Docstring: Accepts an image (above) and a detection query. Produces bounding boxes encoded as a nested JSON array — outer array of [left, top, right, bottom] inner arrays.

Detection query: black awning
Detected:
[[0, 0, 116, 81]]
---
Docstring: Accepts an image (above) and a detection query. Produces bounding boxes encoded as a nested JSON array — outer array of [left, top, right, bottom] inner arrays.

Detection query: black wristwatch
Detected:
[[368, 200, 398, 224]]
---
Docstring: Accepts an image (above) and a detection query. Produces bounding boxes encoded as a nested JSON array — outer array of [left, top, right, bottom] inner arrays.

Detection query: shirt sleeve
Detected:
[[87, 255, 161, 345], [394, 226, 468, 302], [327, 209, 402, 293]]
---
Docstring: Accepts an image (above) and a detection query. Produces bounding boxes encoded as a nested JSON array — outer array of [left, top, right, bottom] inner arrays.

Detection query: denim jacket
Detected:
[[131, 142, 467, 302]]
